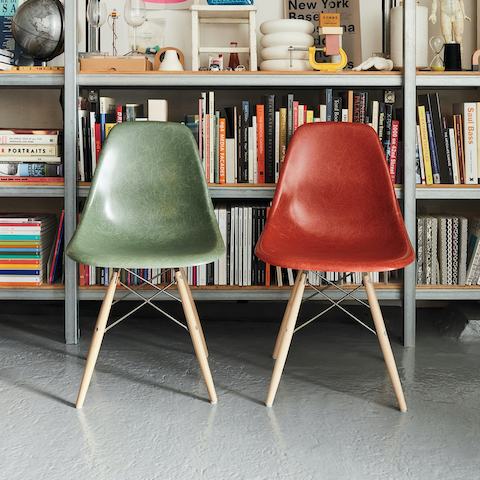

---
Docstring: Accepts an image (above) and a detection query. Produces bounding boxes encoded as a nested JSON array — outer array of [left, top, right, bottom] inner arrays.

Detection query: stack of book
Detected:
[[0, 48, 14, 71], [416, 93, 480, 185], [0, 214, 57, 286], [191, 90, 402, 185], [0, 129, 63, 183], [416, 215, 479, 285]]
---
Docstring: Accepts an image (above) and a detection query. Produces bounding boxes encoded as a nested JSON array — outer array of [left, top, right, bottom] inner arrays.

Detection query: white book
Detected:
[[235, 207, 241, 286], [274, 111, 280, 182], [463, 103, 478, 184], [0, 62, 13, 71], [246, 207, 252, 286], [248, 126, 255, 183], [276, 266, 283, 287], [287, 268, 294, 286], [297, 105, 304, 127], [218, 207, 227, 285], [319, 105, 327, 122], [99, 96, 116, 114], [214, 209, 219, 284], [0, 132, 58, 145], [209, 92, 215, 183], [225, 138, 235, 183], [0, 54, 13, 64], [448, 127, 460, 184], [229, 206, 236, 286], [371, 101, 379, 133], [416, 125, 426, 184], [341, 109, 348, 122], [148, 99, 168, 121]]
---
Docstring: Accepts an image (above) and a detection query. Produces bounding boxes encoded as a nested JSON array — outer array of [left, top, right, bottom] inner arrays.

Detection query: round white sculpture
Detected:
[[261, 32, 314, 49], [261, 45, 309, 61], [260, 59, 312, 71], [260, 19, 314, 35]]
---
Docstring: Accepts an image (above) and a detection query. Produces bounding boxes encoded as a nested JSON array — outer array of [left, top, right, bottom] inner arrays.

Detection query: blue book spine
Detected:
[[425, 111, 441, 183], [100, 113, 107, 143], [0, 235, 40, 240], [0, 269, 40, 275], [0, 248, 40, 252], [325, 89, 333, 122]]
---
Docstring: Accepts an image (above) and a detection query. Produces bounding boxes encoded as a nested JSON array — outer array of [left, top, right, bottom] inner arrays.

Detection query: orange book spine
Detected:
[[256, 104, 265, 183], [219, 118, 226, 184]]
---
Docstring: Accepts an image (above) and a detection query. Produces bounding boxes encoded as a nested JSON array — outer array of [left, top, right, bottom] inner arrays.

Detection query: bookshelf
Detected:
[[2, 0, 480, 346]]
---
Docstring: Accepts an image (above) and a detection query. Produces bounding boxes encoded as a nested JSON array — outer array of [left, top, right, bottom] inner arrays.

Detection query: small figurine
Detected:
[[353, 56, 393, 72], [429, 0, 470, 46]]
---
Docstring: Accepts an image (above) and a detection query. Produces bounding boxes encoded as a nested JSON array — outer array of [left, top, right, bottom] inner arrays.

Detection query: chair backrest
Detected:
[[73, 121, 220, 247], [257, 122, 412, 260]]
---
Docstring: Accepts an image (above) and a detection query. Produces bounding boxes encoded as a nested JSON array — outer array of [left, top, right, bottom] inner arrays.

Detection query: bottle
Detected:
[[228, 41, 240, 70]]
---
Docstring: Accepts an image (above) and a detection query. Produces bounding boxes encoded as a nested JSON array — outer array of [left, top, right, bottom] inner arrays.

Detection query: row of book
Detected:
[[188, 90, 402, 185], [79, 204, 392, 288], [416, 94, 480, 185], [417, 215, 480, 286], [77, 94, 168, 182], [0, 213, 64, 286], [0, 129, 63, 183]]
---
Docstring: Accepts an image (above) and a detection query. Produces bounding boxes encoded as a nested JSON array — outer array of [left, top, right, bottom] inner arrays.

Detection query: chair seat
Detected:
[[255, 231, 414, 273], [67, 233, 224, 269]]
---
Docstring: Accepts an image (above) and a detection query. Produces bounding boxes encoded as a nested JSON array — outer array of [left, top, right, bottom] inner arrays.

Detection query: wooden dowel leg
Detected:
[[76, 270, 119, 409], [176, 269, 217, 405], [266, 271, 306, 407], [272, 272, 303, 359], [180, 268, 208, 358], [363, 273, 407, 413]]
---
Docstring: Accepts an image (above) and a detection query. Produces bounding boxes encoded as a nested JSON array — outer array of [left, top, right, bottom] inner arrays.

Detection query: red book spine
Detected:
[[79, 264, 85, 287], [389, 120, 400, 184], [0, 177, 63, 183], [95, 123, 102, 161], [293, 101, 299, 131], [219, 118, 226, 184], [256, 104, 265, 183], [116, 105, 123, 123]]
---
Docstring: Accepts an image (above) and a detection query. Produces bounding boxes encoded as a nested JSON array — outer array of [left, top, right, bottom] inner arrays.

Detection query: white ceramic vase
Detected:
[[159, 49, 184, 71]]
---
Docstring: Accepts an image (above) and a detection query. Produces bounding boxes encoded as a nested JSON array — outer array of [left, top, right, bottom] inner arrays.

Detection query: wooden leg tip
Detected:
[[400, 405, 407, 413], [210, 398, 218, 405], [265, 401, 273, 408], [75, 403, 83, 409]]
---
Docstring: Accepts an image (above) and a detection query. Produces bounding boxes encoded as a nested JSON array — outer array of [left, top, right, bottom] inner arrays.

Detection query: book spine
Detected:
[[256, 104, 265, 183], [205, 113, 210, 182], [325, 89, 333, 122], [389, 120, 400, 184], [0, 177, 63, 183], [464, 103, 478, 184], [448, 127, 460, 184], [425, 111, 441, 184], [293, 101, 299, 130], [241, 100, 250, 183], [333, 97, 342, 122], [441, 116, 454, 184], [0, 145, 59, 156], [454, 114, 465, 184], [418, 106, 434, 185], [116, 105, 123, 123], [279, 107, 287, 169], [0, 156, 61, 163], [0, 134, 58, 145], [218, 117, 226, 184], [430, 93, 453, 183], [0, 164, 61, 177], [264, 95, 275, 183], [347, 90, 354, 122], [274, 110, 280, 182]]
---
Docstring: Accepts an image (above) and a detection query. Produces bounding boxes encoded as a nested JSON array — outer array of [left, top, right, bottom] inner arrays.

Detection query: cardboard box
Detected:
[[79, 56, 153, 73]]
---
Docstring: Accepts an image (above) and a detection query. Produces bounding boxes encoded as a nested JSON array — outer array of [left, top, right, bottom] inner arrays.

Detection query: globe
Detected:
[[11, 0, 64, 63]]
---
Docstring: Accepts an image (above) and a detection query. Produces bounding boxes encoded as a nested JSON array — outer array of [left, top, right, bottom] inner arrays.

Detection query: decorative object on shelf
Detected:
[[208, 54, 223, 71], [228, 41, 240, 69], [429, 0, 470, 47], [283, 0, 361, 69], [145, 0, 193, 9], [107, 9, 120, 56], [154, 47, 185, 71], [86, 0, 107, 55], [124, 0, 147, 55], [148, 99, 168, 121], [79, 54, 153, 72], [11, 0, 64, 66], [190, 3, 257, 71], [285, 14, 348, 72], [260, 19, 313, 72], [390, 0, 428, 69], [472, 49, 480, 71], [429, 36, 445, 71], [444, 42, 462, 70], [352, 56, 394, 72]]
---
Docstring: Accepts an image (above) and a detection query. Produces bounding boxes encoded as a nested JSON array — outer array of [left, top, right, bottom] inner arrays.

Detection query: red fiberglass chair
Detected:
[[255, 122, 414, 412]]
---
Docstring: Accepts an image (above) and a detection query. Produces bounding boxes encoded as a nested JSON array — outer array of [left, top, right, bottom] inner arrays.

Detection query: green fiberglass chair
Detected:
[[67, 122, 225, 409]]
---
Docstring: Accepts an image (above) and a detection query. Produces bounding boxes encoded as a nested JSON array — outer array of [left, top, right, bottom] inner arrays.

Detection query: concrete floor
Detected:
[[0, 302, 479, 480]]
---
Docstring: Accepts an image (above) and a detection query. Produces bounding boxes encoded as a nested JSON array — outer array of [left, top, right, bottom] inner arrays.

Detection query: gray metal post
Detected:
[[64, 0, 79, 344], [403, 0, 417, 347]]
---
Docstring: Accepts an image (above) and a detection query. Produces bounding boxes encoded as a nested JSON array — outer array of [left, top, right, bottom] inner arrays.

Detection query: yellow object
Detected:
[[417, 106, 434, 185], [320, 13, 340, 27], [308, 47, 348, 72]]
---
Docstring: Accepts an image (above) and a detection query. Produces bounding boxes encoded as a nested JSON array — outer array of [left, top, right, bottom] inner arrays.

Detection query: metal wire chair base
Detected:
[[295, 272, 377, 336], [103, 268, 188, 334]]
